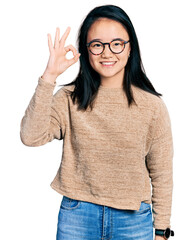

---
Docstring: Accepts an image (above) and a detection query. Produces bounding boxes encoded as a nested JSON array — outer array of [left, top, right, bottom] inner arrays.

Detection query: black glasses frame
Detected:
[[86, 39, 130, 55]]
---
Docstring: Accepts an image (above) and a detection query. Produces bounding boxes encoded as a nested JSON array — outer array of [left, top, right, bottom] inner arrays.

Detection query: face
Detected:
[[87, 18, 131, 84]]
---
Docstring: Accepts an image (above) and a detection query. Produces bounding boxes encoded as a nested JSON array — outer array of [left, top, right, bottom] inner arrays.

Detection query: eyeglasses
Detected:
[[86, 39, 130, 55]]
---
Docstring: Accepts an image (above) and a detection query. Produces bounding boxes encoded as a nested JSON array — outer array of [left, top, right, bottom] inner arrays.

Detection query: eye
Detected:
[[93, 43, 102, 48], [113, 41, 123, 46], [90, 42, 102, 48]]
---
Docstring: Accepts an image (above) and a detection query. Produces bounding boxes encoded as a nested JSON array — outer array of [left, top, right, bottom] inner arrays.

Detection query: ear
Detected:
[[128, 44, 131, 57], [128, 49, 131, 58]]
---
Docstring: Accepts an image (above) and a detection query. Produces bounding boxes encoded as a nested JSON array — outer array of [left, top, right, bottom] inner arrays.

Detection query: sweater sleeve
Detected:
[[146, 99, 174, 229], [20, 77, 66, 147]]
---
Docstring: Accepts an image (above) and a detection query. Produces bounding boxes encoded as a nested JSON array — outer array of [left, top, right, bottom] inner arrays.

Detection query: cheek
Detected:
[[88, 53, 98, 69], [119, 53, 129, 66], [89, 53, 95, 67]]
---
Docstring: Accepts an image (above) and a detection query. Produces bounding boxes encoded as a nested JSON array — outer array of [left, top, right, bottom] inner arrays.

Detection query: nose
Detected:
[[101, 44, 113, 58]]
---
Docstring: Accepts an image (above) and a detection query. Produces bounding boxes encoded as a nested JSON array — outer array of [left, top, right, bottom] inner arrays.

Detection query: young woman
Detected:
[[20, 4, 174, 240]]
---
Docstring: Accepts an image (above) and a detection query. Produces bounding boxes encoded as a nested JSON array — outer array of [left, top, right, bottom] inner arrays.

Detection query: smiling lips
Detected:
[[100, 61, 117, 66]]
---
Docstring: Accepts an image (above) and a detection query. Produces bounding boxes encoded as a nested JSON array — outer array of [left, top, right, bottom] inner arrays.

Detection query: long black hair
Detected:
[[63, 4, 162, 111]]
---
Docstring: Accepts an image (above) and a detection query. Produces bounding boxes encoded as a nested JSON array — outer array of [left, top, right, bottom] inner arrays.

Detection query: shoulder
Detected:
[[131, 85, 172, 137], [61, 84, 76, 92], [51, 84, 75, 109], [53, 83, 75, 98], [131, 84, 168, 116]]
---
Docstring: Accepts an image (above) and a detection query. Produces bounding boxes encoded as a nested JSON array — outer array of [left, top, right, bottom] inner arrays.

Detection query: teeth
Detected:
[[101, 62, 115, 65]]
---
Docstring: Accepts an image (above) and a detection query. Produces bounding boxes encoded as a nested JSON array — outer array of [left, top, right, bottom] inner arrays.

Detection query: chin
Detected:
[[99, 69, 124, 80]]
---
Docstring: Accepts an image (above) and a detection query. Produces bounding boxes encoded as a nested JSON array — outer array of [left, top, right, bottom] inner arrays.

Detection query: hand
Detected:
[[42, 27, 80, 84], [155, 235, 167, 240]]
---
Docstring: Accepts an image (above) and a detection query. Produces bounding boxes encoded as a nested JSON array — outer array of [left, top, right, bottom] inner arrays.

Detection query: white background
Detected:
[[0, 0, 193, 239]]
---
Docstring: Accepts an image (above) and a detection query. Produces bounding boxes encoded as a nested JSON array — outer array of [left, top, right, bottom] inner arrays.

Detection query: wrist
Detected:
[[41, 71, 57, 84], [155, 236, 167, 240], [155, 228, 174, 239]]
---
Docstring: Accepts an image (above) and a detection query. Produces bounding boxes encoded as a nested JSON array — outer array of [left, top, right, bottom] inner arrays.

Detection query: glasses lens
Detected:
[[110, 40, 125, 53], [89, 41, 103, 55]]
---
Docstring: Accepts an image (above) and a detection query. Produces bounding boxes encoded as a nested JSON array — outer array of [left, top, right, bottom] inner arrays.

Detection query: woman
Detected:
[[20, 4, 174, 240]]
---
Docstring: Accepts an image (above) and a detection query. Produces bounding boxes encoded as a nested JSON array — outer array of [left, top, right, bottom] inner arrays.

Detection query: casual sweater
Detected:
[[20, 76, 174, 229]]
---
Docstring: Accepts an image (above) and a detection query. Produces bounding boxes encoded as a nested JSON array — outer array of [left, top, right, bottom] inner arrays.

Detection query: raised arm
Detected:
[[20, 77, 65, 146], [20, 27, 80, 146]]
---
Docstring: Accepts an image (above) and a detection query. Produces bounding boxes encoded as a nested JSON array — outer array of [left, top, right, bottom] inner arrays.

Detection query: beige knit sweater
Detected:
[[20, 76, 173, 229]]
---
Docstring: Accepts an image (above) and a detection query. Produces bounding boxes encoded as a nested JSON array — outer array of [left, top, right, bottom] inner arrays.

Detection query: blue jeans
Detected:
[[56, 195, 153, 240]]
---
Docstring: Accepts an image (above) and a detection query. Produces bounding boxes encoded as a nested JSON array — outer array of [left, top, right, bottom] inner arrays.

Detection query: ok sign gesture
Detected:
[[42, 27, 80, 84]]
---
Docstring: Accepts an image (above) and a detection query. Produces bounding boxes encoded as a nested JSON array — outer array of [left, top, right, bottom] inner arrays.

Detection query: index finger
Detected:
[[60, 27, 71, 48]]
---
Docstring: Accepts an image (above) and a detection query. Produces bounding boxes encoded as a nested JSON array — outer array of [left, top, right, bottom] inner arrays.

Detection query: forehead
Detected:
[[87, 18, 129, 41]]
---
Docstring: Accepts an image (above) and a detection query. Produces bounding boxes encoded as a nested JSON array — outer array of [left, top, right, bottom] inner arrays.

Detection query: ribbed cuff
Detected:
[[39, 76, 56, 87]]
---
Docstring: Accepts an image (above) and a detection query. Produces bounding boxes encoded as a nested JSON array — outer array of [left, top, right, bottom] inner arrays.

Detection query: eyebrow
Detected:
[[89, 38, 125, 42]]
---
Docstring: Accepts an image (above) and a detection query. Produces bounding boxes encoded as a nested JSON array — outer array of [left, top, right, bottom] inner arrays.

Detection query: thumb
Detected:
[[67, 53, 80, 67]]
